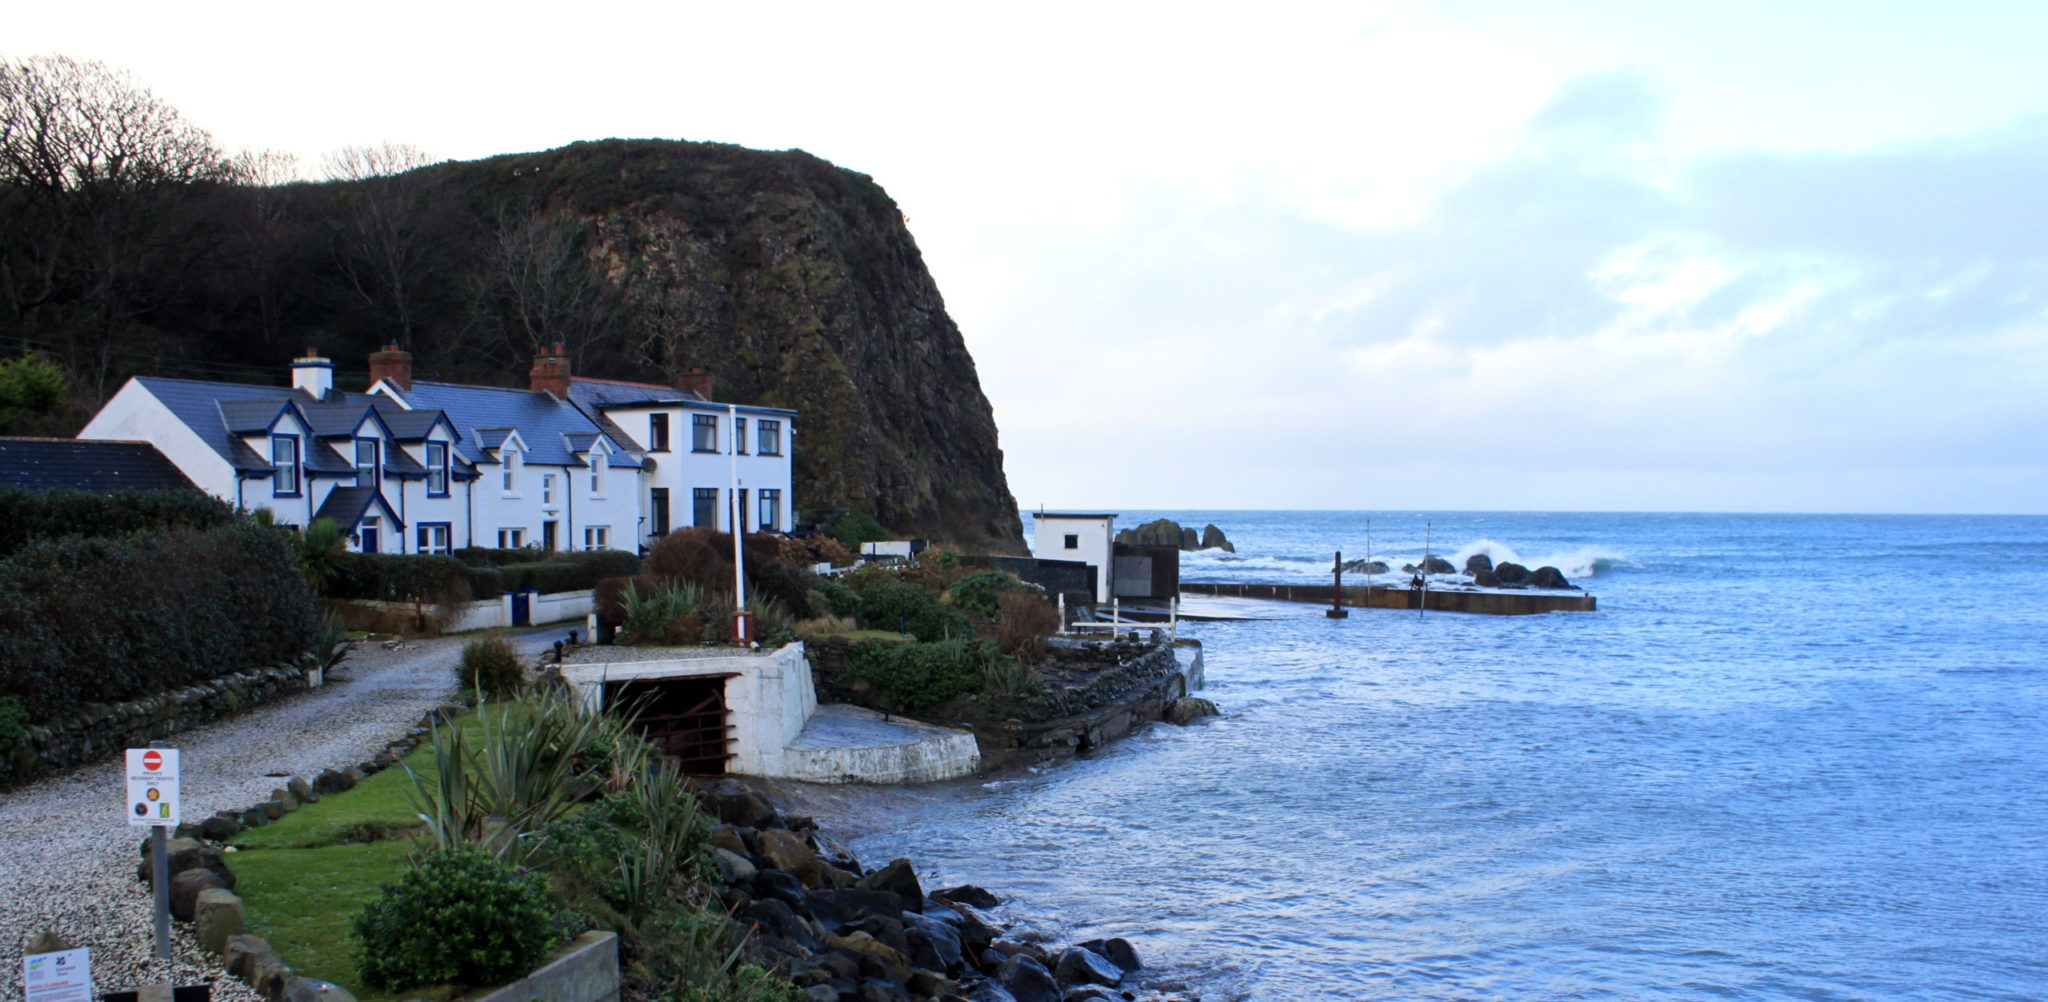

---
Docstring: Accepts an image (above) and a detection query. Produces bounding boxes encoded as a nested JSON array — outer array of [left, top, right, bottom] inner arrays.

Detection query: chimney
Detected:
[[530, 342, 572, 399], [290, 347, 333, 399], [368, 343, 413, 391], [676, 367, 714, 401]]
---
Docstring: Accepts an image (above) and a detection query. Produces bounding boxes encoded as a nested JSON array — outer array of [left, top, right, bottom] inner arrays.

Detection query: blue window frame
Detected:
[[736, 417, 747, 454], [425, 442, 449, 497], [415, 522, 452, 555], [692, 414, 718, 453], [758, 419, 781, 456], [271, 436, 301, 496]]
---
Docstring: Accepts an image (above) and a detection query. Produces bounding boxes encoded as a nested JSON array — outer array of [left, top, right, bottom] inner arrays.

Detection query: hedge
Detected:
[[0, 521, 320, 721], [0, 487, 235, 560], [330, 550, 644, 603]]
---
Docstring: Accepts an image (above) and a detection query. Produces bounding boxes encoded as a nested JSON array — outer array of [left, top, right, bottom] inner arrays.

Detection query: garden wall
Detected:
[[1, 665, 309, 788], [332, 589, 597, 635]]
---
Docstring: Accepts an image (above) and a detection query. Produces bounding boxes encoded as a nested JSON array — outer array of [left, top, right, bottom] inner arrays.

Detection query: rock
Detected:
[[842, 914, 911, 956], [807, 888, 907, 927], [140, 838, 223, 884], [311, 770, 351, 796], [259, 800, 285, 820], [1053, 947, 1122, 987], [751, 868, 807, 910], [1061, 988, 1119, 1001], [1473, 569, 1499, 587], [902, 912, 965, 973], [710, 847, 757, 885], [195, 888, 244, 955], [1420, 555, 1455, 574], [1530, 565, 1575, 589], [1493, 562, 1531, 586], [171, 867, 231, 920], [800, 986, 837, 1002], [967, 984, 1020, 1002], [287, 776, 318, 804], [283, 976, 355, 1002], [742, 898, 818, 950], [1200, 523, 1235, 552], [710, 824, 750, 857], [1164, 697, 1218, 726], [695, 779, 781, 829], [934, 884, 1001, 909], [1180, 527, 1199, 550], [996, 954, 1060, 1002], [825, 930, 912, 982], [1340, 559, 1389, 575], [1114, 518, 1186, 550], [1077, 937, 1141, 972], [25, 931, 72, 953], [1464, 553, 1494, 575], [200, 812, 244, 841], [242, 807, 270, 828], [756, 827, 817, 874], [223, 934, 278, 981], [271, 787, 297, 812], [855, 857, 924, 913], [906, 969, 957, 998]]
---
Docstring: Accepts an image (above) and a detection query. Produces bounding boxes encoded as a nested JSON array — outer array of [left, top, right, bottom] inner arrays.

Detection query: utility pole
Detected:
[[1327, 550, 1348, 618], [728, 403, 751, 643]]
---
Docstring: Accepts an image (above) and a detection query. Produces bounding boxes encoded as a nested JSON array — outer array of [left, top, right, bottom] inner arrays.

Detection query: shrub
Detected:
[[857, 580, 972, 642], [827, 510, 888, 552], [794, 615, 857, 642], [946, 570, 1026, 620], [352, 847, 564, 991], [996, 590, 1060, 662], [0, 487, 235, 561], [497, 550, 643, 593], [330, 552, 489, 604], [0, 521, 318, 721], [459, 636, 525, 698], [618, 581, 706, 646], [845, 638, 1002, 711], [815, 580, 861, 618], [293, 518, 348, 594], [0, 695, 26, 752]]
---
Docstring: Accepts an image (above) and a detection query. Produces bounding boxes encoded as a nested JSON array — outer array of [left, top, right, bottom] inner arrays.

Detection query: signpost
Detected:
[[125, 747, 179, 962], [22, 947, 93, 1002]]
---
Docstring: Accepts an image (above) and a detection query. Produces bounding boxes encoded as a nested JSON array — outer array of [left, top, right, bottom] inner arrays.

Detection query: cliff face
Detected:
[[530, 142, 1022, 552]]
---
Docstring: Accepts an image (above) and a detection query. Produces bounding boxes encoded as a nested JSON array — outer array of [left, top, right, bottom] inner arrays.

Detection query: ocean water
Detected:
[[841, 511, 2048, 1000]]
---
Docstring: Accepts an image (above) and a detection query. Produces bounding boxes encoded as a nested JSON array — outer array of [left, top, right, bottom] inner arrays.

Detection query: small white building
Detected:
[[1032, 511, 1117, 603]]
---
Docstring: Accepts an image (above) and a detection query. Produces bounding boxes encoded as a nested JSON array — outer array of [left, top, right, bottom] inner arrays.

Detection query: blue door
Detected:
[[510, 591, 531, 626], [359, 527, 380, 553]]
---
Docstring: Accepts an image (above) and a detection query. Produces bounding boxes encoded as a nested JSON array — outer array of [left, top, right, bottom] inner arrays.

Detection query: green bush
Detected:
[[498, 550, 643, 594], [0, 487, 235, 561], [459, 637, 525, 698], [857, 580, 972, 642], [0, 695, 26, 752], [618, 581, 707, 646], [0, 521, 318, 721], [815, 580, 861, 618], [945, 570, 1026, 620], [827, 510, 888, 552], [330, 552, 493, 603], [845, 638, 1003, 711], [351, 847, 564, 991]]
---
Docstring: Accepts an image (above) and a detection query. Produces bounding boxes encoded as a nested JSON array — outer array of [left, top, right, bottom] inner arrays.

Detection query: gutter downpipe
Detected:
[[730, 403, 751, 643]]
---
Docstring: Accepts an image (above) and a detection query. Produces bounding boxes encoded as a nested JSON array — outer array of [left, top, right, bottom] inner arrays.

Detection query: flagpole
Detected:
[[729, 403, 750, 642]]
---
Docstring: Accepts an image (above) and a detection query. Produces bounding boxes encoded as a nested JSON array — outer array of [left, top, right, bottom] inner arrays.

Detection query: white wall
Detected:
[[1033, 514, 1116, 602], [560, 644, 816, 776], [77, 380, 235, 500]]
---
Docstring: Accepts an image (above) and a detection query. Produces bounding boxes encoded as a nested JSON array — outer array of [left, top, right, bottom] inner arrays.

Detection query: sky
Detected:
[[12, 0, 2048, 514]]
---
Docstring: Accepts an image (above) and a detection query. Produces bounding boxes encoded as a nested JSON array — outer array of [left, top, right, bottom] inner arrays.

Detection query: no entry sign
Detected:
[[125, 747, 180, 827]]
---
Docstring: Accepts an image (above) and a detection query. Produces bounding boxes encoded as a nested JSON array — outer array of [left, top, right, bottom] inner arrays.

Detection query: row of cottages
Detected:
[[77, 344, 796, 554]]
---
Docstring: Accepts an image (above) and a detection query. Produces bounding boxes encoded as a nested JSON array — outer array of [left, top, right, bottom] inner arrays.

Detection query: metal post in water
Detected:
[[1328, 550, 1348, 618]]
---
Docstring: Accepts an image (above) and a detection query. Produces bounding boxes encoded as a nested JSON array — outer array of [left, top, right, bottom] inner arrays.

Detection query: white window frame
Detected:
[[583, 525, 610, 551], [501, 450, 519, 494], [498, 527, 526, 549]]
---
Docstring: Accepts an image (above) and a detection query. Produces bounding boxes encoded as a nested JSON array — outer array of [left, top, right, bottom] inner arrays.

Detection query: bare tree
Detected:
[[0, 55, 232, 391], [323, 143, 438, 348], [458, 202, 628, 375], [226, 149, 303, 348]]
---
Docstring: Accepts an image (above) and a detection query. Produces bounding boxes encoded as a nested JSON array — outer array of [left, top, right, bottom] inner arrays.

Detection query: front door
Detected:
[[359, 526, 379, 553], [542, 520, 558, 551]]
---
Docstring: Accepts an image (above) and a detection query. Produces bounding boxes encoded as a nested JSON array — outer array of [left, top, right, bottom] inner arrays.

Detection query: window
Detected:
[[651, 487, 671, 535], [425, 442, 449, 497], [735, 488, 748, 533], [735, 417, 747, 454], [271, 436, 300, 496], [542, 474, 555, 506], [692, 414, 718, 452], [497, 528, 525, 548], [648, 413, 670, 451], [416, 523, 451, 555], [1064, 534, 1079, 549], [355, 439, 380, 488], [501, 451, 518, 493], [583, 525, 610, 551], [758, 419, 781, 456], [758, 489, 780, 532], [589, 454, 604, 495], [693, 487, 717, 527]]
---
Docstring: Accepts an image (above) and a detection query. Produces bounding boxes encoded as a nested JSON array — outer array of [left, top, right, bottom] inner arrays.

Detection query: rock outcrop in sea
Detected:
[[1115, 519, 1234, 552]]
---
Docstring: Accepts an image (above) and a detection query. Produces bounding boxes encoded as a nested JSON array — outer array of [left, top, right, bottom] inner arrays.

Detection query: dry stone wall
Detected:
[[2, 666, 309, 788]]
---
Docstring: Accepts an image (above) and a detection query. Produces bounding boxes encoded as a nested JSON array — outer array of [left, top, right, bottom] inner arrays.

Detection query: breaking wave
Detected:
[[1449, 538, 1630, 579]]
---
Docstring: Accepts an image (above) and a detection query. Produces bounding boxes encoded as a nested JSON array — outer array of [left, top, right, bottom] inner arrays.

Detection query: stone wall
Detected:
[[2, 665, 309, 788], [957, 638, 1203, 770]]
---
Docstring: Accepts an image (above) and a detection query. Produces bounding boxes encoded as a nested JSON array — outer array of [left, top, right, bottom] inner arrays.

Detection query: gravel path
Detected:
[[0, 626, 571, 1000]]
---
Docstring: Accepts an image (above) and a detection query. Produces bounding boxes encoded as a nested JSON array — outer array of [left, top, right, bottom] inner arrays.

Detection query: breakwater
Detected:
[[1181, 581, 1596, 614]]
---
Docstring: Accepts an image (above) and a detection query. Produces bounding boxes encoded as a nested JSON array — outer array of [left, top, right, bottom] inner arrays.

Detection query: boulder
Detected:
[[751, 868, 808, 910], [1114, 518, 1185, 550], [223, 934, 275, 980], [1473, 569, 1499, 587], [140, 838, 224, 884], [1060, 988, 1120, 1001], [171, 867, 231, 920], [934, 884, 1001, 910], [807, 888, 907, 927], [194, 888, 244, 955], [1464, 553, 1494, 576], [1340, 559, 1389, 575], [25, 931, 72, 953], [902, 912, 965, 973], [1164, 697, 1219, 726], [710, 847, 757, 885], [694, 778, 780, 829], [855, 857, 924, 913], [199, 812, 243, 842], [1200, 523, 1235, 552], [1077, 938, 1141, 973], [825, 930, 912, 982], [841, 913, 911, 956], [906, 969, 957, 998], [967, 984, 1020, 1002], [282, 979, 355, 1002], [1421, 555, 1456, 574], [757, 827, 818, 874], [1493, 562, 1531, 586], [1053, 946, 1122, 987], [287, 776, 317, 804], [996, 954, 1060, 1002], [1530, 565, 1576, 589], [271, 787, 297, 812], [1180, 527, 1199, 550]]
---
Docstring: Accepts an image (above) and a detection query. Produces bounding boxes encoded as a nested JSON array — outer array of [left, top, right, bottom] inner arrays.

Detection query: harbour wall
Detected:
[[1182, 582, 1596, 615]]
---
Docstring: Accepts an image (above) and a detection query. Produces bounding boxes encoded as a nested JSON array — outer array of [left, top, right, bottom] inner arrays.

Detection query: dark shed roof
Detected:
[[0, 438, 198, 492]]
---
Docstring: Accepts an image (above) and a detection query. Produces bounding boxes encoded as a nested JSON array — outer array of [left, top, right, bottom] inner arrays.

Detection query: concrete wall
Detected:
[[1032, 514, 1116, 603], [779, 705, 980, 784], [559, 644, 815, 777], [332, 589, 596, 635], [467, 931, 618, 1002], [1181, 581, 1597, 615]]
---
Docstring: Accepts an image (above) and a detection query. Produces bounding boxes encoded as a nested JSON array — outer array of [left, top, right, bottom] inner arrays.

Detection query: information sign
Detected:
[[22, 948, 93, 1002], [125, 747, 180, 827]]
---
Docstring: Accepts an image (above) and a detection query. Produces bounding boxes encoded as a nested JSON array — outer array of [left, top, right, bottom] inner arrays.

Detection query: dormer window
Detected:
[[502, 450, 519, 493], [425, 442, 449, 497], [355, 439, 380, 488], [589, 453, 605, 495], [271, 436, 301, 496]]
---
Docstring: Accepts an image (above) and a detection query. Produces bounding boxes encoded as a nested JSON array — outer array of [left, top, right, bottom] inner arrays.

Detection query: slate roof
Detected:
[[0, 438, 198, 492], [312, 485, 403, 530], [130, 376, 467, 477], [392, 381, 641, 469], [563, 377, 793, 456]]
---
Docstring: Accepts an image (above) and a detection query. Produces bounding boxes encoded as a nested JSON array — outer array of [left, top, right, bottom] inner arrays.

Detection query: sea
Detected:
[[833, 510, 2048, 1001]]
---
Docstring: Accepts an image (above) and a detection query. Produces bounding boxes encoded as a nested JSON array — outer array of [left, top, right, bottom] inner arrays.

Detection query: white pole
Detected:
[[1170, 594, 1178, 641], [1057, 592, 1066, 633], [729, 404, 747, 619]]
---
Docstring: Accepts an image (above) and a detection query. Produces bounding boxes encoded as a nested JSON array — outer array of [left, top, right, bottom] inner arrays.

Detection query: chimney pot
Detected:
[[676, 366, 715, 401], [368, 343, 414, 392]]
